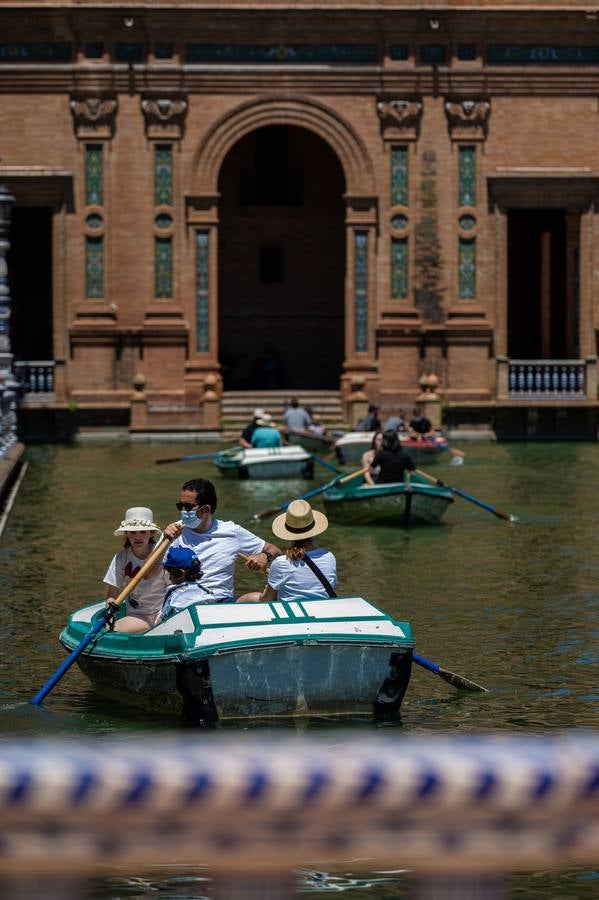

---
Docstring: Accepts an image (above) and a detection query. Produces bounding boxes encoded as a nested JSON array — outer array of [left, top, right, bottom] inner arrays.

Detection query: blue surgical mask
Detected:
[[181, 509, 202, 529]]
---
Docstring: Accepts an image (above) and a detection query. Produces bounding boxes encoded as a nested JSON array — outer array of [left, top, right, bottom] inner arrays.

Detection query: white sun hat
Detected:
[[257, 412, 275, 426], [272, 499, 329, 542], [114, 506, 161, 536]]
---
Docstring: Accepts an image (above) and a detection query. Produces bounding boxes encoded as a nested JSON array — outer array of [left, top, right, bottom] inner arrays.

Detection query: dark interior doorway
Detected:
[[7, 207, 53, 360], [217, 125, 346, 390], [507, 209, 579, 359]]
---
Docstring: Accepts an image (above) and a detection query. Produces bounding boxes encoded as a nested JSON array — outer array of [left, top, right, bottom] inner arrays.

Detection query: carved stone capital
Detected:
[[377, 99, 423, 141], [141, 97, 188, 139], [444, 99, 491, 141], [70, 97, 117, 139]]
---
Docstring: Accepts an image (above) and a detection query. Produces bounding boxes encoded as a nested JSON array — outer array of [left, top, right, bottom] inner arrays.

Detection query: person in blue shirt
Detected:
[[250, 413, 283, 448]]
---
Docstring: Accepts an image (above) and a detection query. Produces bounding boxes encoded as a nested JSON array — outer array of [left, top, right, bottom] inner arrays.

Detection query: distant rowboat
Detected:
[[214, 445, 314, 480], [323, 474, 454, 526], [335, 431, 449, 465], [286, 429, 334, 454]]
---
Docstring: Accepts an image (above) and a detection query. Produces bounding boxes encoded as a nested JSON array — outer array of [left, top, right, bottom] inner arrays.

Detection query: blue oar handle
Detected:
[[31, 611, 111, 706], [311, 456, 342, 475], [412, 652, 439, 674]]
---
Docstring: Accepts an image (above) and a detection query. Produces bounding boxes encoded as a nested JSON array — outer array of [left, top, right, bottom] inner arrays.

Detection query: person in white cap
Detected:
[[239, 408, 266, 448], [238, 499, 337, 603], [250, 412, 283, 448], [103, 506, 169, 633]]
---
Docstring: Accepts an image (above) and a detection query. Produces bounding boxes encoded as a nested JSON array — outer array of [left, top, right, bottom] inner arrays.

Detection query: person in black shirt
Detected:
[[239, 407, 265, 448], [370, 430, 416, 484], [409, 405, 434, 438]]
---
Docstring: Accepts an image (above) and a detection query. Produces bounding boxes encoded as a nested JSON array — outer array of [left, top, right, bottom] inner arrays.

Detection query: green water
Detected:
[[0, 441, 598, 896]]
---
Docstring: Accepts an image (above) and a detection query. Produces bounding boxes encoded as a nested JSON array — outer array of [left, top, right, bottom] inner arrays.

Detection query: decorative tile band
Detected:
[[354, 231, 368, 353], [488, 45, 599, 64], [458, 238, 476, 299], [196, 231, 210, 353], [0, 43, 72, 62], [391, 238, 409, 299], [458, 146, 476, 208], [186, 44, 378, 64], [155, 145, 173, 207], [155, 237, 173, 299], [391, 146, 409, 207], [85, 145, 103, 207], [85, 236, 104, 299]]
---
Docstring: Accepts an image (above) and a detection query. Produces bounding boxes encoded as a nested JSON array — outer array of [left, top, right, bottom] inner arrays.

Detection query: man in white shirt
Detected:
[[163, 478, 281, 604]]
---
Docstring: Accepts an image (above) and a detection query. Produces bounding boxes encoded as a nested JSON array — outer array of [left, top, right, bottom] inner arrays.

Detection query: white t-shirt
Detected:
[[160, 580, 217, 619], [267, 548, 337, 601], [170, 518, 265, 601], [103, 546, 169, 617]]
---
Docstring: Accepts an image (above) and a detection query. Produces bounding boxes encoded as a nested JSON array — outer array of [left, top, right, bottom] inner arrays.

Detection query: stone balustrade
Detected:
[[497, 356, 598, 401]]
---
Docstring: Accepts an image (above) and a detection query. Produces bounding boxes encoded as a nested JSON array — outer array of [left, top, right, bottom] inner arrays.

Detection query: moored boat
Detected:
[[335, 431, 449, 465], [323, 474, 454, 525], [286, 429, 334, 454], [214, 445, 314, 479], [60, 597, 413, 721]]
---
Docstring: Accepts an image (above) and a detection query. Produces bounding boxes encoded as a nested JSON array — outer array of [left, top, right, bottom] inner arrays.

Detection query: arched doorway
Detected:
[[217, 125, 346, 390]]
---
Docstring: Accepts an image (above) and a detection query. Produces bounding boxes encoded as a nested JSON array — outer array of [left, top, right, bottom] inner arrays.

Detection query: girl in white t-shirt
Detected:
[[238, 499, 337, 603], [103, 506, 169, 633]]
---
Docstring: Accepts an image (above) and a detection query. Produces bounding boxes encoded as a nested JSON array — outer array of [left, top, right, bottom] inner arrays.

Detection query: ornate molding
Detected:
[[70, 97, 117, 139], [444, 99, 491, 141], [376, 99, 423, 141], [141, 97, 188, 139]]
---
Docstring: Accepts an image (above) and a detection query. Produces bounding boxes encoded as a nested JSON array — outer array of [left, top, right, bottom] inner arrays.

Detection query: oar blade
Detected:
[[437, 666, 488, 693], [155, 457, 183, 465]]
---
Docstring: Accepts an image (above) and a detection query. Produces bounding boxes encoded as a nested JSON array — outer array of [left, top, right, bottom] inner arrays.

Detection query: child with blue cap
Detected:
[[158, 545, 216, 621]]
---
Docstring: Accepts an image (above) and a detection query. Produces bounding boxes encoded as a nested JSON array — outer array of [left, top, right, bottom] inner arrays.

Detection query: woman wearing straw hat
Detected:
[[103, 506, 169, 633], [238, 499, 337, 603]]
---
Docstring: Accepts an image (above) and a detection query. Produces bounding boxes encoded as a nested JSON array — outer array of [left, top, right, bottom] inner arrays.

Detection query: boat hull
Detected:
[[60, 597, 413, 721], [335, 432, 448, 465], [286, 430, 334, 454], [323, 480, 454, 525], [214, 446, 314, 480]]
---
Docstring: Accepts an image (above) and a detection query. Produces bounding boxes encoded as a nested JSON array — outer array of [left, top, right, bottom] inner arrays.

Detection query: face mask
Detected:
[[181, 509, 202, 529]]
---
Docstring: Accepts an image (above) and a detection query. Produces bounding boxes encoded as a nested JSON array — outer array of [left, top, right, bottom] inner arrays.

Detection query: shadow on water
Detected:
[[1, 442, 598, 895]]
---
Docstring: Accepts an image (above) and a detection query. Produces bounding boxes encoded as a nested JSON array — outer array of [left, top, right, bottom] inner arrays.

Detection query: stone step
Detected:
[[220, 390, 347, 439]]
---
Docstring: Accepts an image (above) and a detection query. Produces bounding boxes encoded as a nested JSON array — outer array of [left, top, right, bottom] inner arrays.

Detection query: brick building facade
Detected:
[[2, 1, 599, 438]]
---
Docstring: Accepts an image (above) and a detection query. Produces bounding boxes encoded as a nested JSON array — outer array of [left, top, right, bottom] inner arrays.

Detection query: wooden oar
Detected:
[[31, 536, 172, 707], [412, 652, 487, 692], [253, 466, 368, 521], [420, 434, 465, 462], [416, 468, 518, 522]]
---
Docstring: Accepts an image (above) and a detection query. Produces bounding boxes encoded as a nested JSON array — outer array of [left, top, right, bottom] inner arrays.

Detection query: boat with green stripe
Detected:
[[60, 597, 413, 721], [323, 474, 454, 526]]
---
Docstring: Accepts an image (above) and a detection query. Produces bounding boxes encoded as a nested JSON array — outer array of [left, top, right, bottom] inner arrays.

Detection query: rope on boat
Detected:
[[0, 733, 596, 871]]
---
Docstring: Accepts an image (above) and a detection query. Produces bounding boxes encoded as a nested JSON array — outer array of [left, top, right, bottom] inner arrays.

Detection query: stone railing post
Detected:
[[201, 374, 220, 430], [585, 355, 597, 399], [130, 373, 149, 431], [346, 375, 368, 428], [417, 373, 442, 429], [496, 356, 509, 400]]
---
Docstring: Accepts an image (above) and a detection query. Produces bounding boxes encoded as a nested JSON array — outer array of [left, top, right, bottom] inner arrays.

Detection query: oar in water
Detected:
[[31, 536, 172, 707], [412, 652, 487, 692], [421, 434, 465, 464], [416, 468, 518, 522], [253, 466, 368, 522], [311, 455, 343, 475], [155, 447, 237, 465]]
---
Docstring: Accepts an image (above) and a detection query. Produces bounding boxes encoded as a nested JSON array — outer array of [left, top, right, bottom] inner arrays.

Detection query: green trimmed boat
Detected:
[[214, 445, 314, 479], [286, 429, 334, 454], [60, 597, 413, 721], [323, 474, 454, 526]]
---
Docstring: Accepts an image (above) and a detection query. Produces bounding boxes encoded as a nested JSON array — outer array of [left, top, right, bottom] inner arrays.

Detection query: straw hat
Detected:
[[253, 407, 265, 419], [256, 412, 275, 426], [272, 499, 329, 542], [114, 506, 161, 536]]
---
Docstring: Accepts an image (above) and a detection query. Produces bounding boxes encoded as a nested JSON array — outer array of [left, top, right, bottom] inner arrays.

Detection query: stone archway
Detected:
[[185, 97, 377, 396]]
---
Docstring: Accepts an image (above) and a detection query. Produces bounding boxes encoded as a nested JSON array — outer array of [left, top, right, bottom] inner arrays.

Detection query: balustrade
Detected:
[[497, 358, 596, 400], [13, 360, 55, 396]]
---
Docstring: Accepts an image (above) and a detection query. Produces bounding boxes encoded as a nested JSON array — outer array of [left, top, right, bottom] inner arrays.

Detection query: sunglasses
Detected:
[[175, 502, 199, 512]]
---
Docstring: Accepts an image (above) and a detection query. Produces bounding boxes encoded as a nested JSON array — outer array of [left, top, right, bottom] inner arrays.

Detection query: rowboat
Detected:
[[323, 474, 454, 526], [335, 431, 449, 465], [60, 597, 414, 721], [285, 429, 334, 454], [214, 445, 314, 479]]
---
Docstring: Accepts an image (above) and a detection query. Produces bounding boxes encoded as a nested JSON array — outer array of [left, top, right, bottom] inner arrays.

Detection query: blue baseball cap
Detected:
[[163, 547, 199, 570]]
